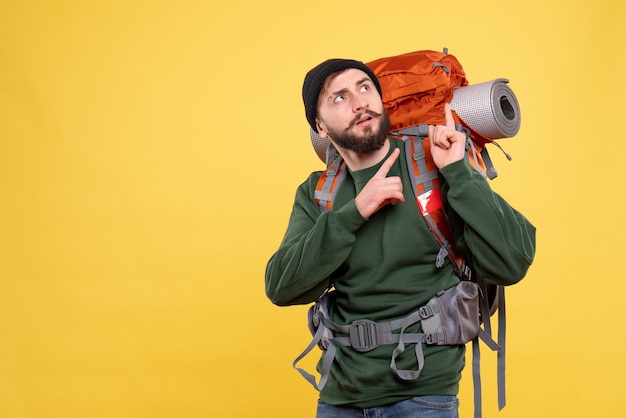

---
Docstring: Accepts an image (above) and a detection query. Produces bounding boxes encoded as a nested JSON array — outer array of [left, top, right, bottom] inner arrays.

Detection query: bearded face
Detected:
[[322, 108, 391, 155], [315, 68, 391, 156]]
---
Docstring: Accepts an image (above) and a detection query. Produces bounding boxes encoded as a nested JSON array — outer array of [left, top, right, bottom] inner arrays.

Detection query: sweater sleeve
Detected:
[[439, 159, 536, 286], [265, 173, 368, 306]]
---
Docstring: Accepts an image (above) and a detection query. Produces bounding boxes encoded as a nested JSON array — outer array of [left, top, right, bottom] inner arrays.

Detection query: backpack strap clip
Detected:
[[461, 261, 473, 281], [348, 319, 379, 352], [418, 302, 439, 319]]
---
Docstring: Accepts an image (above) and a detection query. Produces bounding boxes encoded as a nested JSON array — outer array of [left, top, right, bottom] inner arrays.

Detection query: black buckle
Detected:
[[419, 304, 438, 319], [349, 320, 378, 352], [424, 331, 445, 345]]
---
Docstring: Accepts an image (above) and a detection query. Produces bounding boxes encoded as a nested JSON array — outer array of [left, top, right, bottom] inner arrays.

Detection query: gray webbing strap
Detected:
[[315, 145, 347, 212], [401, 125, 436, 193], [480, 147, 498, 180], [471, 278, 506, 418], [395, 125, 430, 138], [496, 285, 506, 411], [433, 61, 450, 74], [471, 329, 501, 418], [318, 341, 339, 390], [390, 309, 427, 381], [292, 321, 330, 389], [465, 132, 487, 179], [472, 337, 483, 418]]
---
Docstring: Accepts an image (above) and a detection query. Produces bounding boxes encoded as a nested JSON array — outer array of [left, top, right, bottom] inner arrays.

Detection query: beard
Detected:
[[324, 108, 391, 155]]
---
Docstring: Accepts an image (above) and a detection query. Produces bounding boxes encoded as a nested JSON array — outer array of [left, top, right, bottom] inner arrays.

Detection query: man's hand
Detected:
[[354, 148, 405, 219], [429, 104, 466, 168]]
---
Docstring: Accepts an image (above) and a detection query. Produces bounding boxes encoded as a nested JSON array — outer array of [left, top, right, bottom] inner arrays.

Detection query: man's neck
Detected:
[[333, 140, 391, 172]]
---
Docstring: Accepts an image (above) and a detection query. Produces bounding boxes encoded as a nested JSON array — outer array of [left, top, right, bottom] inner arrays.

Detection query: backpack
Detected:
[[303, 49, 521, 418]]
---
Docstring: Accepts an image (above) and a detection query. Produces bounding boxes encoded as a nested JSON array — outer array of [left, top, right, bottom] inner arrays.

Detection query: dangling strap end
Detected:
[[435, 246, 448, 268]]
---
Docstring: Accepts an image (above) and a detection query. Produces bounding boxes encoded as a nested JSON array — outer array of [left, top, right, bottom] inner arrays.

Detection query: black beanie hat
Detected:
[[302, 59, 382, 133]]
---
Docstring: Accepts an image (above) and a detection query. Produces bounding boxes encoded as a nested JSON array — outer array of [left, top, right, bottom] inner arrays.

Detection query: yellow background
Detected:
[[1, 0, 624, 417]]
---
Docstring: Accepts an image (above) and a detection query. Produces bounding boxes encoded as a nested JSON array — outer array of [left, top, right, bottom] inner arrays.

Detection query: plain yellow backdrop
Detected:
[[1, 0, 625, 417]]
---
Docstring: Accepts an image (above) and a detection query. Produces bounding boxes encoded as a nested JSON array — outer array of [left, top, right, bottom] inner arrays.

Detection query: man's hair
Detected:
[[302, 59, 382, 133]]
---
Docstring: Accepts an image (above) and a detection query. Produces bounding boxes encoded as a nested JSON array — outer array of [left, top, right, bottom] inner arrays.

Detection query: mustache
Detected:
[[348, 109, 382, 129]]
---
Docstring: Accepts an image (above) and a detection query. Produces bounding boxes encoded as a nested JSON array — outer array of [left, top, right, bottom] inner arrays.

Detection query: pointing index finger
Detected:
[[374, 147, 400, 178], [444, 103, 456, 129]]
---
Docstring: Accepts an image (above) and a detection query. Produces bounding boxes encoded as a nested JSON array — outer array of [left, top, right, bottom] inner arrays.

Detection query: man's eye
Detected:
[[333, 95, 344, 103], [360, 85, 369, 92]]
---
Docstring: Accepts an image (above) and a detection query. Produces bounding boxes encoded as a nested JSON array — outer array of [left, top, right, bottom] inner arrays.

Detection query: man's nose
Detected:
[[353, 96, 369, 112]]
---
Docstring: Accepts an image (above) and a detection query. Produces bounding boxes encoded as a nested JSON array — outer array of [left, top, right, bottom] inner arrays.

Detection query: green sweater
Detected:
[[265, 137, 536, 407]]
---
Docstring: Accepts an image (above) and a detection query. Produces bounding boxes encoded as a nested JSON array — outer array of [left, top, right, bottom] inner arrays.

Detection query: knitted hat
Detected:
[[302, 59, 382, 133]]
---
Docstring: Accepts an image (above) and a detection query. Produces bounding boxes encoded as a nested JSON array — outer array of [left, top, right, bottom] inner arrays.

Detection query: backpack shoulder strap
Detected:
[[400, 125, 467, 278], [314, 144, 347, 212]]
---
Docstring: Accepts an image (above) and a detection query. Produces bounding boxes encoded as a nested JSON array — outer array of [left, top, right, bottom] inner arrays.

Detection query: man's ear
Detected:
[[316, 119, 328, 139]]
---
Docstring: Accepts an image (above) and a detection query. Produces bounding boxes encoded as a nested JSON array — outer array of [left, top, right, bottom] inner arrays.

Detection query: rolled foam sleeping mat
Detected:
[[310, 78, 521, 163], [450, 78, 521, 140]]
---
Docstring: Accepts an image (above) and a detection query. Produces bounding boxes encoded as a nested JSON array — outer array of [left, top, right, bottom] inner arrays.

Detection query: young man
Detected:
[[265, 58, 536, 417]]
